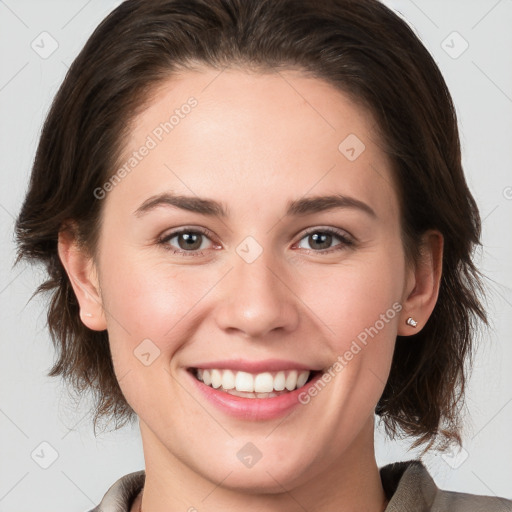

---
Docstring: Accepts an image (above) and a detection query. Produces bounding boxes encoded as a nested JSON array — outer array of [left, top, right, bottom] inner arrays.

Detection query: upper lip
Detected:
[[189, 359, 321, 373]]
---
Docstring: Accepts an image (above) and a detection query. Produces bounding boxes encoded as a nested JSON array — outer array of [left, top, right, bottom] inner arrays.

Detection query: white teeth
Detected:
[[202, 369, 212, 386], [235, 371, 254, 392], [274, 371, 286, 391], [285, 370, 298, 391], [211, 369, 222, 389], [195, 368, 311, 394], [254, 372, 274, 393], [297, 371, 309, 388], [221, 369, 235, 390]]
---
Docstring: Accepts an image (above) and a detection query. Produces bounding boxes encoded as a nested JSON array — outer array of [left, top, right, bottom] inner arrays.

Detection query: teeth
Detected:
[[211, 369, 222, 389], [297, 371, 309, 388], [285, 370, 298, 391], [274, 371, 286, 391], [196, 368, 311, 394], [221, 369, 235, 390], [254, 372, 274, 393], [202, 369, 211, 386], [235, 371, 254, 392]]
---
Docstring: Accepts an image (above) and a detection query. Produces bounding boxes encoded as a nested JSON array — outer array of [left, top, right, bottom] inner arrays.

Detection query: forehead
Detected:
[[109, 67, 399, 224]]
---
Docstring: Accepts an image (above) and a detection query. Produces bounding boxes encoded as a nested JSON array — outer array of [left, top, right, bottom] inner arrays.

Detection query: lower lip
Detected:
[[187, 370, 322, 420]]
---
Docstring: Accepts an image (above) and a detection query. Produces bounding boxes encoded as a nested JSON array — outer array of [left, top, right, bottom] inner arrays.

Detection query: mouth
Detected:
[[190, 368, 320, 399]]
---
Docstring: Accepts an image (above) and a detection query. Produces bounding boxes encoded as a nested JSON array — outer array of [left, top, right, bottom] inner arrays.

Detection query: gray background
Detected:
[[0, 0, 511, 510]]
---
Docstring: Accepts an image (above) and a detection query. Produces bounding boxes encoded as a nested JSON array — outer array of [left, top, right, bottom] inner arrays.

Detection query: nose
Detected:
[[214, 250, 300, 339]]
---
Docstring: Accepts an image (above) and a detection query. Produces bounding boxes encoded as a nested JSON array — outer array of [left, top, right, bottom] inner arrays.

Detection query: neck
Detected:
[[135, 418, 388, 512]]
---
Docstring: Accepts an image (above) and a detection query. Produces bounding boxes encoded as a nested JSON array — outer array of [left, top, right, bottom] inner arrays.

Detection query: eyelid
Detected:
[[159, 225, 216, 241], [297, 225, 355, 243]]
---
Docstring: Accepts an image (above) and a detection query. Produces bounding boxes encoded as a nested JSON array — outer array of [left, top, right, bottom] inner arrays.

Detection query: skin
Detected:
[[58, 68, 443, 512]]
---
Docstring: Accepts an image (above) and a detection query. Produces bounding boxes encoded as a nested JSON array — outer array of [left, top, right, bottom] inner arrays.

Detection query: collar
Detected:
[[380, 459, 438, 510]]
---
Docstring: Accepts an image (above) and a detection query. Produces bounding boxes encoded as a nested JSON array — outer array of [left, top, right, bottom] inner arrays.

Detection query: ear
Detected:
[[57, 223, 107, 331], [398, 229, 443, 335]]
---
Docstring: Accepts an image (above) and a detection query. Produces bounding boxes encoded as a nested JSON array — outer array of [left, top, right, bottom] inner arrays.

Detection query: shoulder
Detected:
[[87, 470, 145, 512], [380, 460, 512, 512]]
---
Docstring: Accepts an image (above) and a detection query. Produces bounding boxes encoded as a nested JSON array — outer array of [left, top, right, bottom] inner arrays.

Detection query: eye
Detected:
[[157, 227, 217, 256], [157, 226, 355, 257], [295, 227, 354, 254]]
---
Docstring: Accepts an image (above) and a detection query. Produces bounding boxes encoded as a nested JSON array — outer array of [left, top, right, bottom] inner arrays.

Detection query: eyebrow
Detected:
[[134, 192, 377, 219]]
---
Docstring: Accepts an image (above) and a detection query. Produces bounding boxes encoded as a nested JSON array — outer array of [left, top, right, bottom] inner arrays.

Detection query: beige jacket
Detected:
[[89, 460, 512, 511]]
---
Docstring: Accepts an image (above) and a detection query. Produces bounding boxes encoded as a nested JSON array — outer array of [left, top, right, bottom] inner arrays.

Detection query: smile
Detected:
[[186, 359, 324, 419], [192, 368, 318, 399]]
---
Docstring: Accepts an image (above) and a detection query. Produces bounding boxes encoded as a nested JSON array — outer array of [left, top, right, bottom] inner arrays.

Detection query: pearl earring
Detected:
[[406, 317, 418, 328]]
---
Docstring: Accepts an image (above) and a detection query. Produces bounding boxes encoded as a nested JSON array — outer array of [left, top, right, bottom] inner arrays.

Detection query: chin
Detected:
[[208, 466, 308, 495], [190, 446, 319, 495]]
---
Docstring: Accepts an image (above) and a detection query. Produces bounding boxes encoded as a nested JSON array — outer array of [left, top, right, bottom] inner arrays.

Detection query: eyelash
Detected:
[[157, 226, 355, 257]]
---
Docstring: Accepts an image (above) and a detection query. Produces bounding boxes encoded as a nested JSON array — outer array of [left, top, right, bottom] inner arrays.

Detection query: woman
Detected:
[[14, 0, 512, 510]]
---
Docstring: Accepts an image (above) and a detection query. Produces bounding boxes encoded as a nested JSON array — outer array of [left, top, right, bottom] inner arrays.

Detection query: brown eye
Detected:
[[306, 232, 335, 250], [296, 228, 354, 254], [159, 228, 216, 255], [175, 232, 204, 251]]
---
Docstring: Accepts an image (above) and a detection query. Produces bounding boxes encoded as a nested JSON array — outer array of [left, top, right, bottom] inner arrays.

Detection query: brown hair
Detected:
[[15, 0, 488, 449]]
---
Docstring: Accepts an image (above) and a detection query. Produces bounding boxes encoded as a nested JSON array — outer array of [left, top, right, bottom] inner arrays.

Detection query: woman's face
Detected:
[[86, 68, 419, 490]]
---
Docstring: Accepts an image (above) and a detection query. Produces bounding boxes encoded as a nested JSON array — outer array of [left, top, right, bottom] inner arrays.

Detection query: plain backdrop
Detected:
[[0, 0, 511, 510]]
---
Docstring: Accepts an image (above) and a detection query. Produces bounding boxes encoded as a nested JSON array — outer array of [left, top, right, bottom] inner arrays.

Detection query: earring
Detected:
[[83, 312, 93, 318], [406, 317, 418, 328]]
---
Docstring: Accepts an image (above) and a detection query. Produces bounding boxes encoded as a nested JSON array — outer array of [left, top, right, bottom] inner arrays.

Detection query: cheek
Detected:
[[97, 250, 215, 368], [290, 247, 404, 410], [96, 255, 218, 417], [296, 253, 404, 347]]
